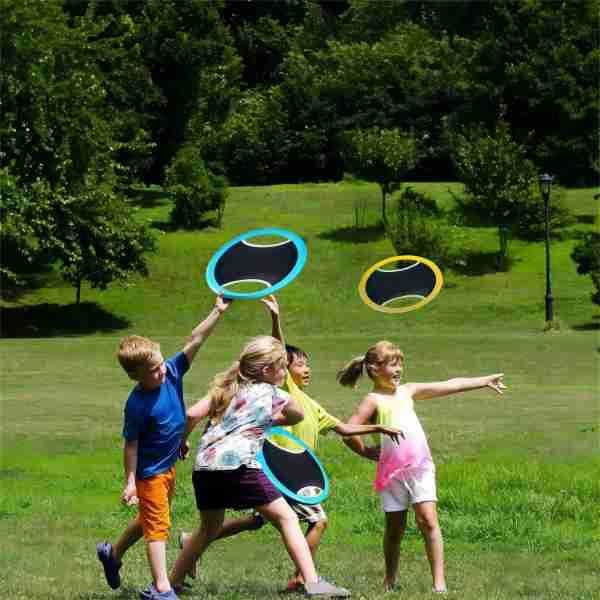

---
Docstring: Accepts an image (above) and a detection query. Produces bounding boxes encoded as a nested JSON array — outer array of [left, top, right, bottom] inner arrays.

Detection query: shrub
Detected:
[[165, 145, 227, 229], [571, 231, 600, 305], [385, 187, 453, 268]]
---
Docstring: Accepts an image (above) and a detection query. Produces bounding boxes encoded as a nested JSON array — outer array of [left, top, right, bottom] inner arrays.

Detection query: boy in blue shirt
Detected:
[[96, 295, 230, 600]]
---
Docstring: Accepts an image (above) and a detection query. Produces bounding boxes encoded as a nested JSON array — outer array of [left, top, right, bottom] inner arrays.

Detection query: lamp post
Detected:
[[539, 173, 554, 323]]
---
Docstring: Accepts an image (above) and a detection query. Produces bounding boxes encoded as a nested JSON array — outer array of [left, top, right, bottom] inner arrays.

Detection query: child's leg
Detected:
[[290, 518, 328, 587], [217, 512, 265, 539], [113, 516, 143, 561], [146, 540, 171, 593], [257, 498, 319, 585], [170, 509, 225, 589], [413, 501, 446, 592], [383, 510, 407, 590]]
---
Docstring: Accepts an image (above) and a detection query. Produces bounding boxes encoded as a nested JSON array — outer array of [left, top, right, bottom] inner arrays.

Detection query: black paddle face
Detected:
[[359, 255, 443, 314]]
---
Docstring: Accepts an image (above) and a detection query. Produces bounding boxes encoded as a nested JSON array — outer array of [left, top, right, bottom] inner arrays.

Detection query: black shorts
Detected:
[[192, 466, 281, 511]]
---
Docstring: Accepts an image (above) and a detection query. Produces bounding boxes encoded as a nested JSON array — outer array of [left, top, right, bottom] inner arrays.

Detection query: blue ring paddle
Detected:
[[205, 228, 307, 300], [257, 427, 330, 505]]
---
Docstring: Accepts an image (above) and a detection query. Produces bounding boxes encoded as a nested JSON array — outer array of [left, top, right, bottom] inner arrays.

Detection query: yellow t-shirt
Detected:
[[270, 372, 340, 451]]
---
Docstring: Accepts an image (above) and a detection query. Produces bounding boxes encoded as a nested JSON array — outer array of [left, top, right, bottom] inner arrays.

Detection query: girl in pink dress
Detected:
[[338, 341, 505, 593]]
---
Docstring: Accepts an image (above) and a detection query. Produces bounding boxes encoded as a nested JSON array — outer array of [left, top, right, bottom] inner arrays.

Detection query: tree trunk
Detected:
[[76, 278, 81, 305], [380, 185, 387, 224], [497, 225, 510, 270]]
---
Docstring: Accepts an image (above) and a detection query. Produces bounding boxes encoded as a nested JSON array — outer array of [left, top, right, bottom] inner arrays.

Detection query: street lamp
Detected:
[[538, 173, 554, 323]]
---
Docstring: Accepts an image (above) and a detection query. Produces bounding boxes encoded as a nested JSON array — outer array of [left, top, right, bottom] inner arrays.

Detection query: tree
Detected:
[[38, 184, 156, 304], [342, 128, 418, 222], [451, 123, 538, 269], [165, 146, 228, 229], [571, 232, 600, 305]]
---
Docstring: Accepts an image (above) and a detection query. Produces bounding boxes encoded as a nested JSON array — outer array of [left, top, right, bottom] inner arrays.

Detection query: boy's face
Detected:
[[288, 353, 310, 389], [137, 352, 166, 391]]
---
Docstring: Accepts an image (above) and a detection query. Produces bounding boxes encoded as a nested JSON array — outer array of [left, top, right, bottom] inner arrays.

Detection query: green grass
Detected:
[[1, 182, 599, 599]]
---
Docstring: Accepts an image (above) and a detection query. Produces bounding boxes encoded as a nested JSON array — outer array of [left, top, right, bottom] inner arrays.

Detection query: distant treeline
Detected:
[[3, 0, 598, 188]]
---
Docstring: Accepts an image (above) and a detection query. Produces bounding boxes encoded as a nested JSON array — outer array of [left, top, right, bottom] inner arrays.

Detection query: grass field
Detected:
[[1, 182, 599, 599]]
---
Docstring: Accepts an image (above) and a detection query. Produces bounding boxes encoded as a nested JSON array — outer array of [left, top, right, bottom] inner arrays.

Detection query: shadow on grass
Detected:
[[0, 302, 129, 338], [122, 186, 174, 208], [451, 251, 517, 276], [575, 214, 596, 225], [572, 316, 600, 332], [318, 223, 386, 244]]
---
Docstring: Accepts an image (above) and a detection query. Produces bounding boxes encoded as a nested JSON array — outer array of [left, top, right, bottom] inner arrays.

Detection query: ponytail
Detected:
[[336, 355, 366, 388], [208, 360, 243, 422]]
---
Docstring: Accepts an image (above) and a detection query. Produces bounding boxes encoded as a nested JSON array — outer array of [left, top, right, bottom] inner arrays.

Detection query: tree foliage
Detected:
[[343, 128, 418, 221], [571, 232, 600, 305]]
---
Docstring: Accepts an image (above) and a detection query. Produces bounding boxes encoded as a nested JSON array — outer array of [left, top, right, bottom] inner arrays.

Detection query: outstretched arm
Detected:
[[407, 373, 506, 401], [341, 394, 381, 461], [183, 295, 231, 365], [261, 295, 284, 347], [335, 421, 403, 444]]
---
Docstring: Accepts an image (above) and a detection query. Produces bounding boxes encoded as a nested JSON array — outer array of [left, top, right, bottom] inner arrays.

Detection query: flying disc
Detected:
[[257, 427, 329, 505], [358, 255, 443, 314], [205, 228, 307, 300]]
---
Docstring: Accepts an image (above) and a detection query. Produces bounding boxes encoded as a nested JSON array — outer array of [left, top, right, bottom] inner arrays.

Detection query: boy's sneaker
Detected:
[[305, 577, 351, 598], [139, 584, 179, 600], [96, 542, 122, 589]]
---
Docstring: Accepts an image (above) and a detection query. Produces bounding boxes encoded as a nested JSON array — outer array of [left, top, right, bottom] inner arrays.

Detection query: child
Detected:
[[177, 297, 402, 591], [169, 335, 351, 598], [337, 341, 506, 593], [96, 295, 230, 600]]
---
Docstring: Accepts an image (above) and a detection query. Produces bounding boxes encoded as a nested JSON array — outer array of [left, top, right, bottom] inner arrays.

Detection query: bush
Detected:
[[571, 232, 600, 305], [385, 187, 453, 268], [165, 145, 227, 229], [514, 186, 575, 241]]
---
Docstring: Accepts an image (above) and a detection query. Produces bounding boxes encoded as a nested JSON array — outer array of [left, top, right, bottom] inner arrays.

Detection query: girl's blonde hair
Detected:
[[337, 340, 404, 388], [208, 335, 286, 422]]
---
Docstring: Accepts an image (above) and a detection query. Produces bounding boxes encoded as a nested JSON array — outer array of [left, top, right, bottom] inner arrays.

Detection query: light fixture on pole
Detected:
[[538, 173, 554, 323]]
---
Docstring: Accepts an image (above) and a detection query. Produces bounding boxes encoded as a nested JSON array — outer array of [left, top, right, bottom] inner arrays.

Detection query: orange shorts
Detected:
[[136, 466, 176, 542]]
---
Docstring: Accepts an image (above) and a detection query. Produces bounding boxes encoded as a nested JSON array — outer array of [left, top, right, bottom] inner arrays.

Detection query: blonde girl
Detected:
[[170, 335, 350, 598], [338, 341, 505, 593]]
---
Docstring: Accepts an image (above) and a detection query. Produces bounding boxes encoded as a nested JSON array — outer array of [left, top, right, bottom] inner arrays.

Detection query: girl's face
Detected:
[[261, 359, 287, 387], [373, 357, 403, 387]]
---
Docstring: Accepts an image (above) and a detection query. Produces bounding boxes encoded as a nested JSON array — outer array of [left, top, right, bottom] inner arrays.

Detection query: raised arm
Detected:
[[407, 373, 506, 401], [341, 393, 381, 461], [183, 295, 230, 365], [261, 294, 284, 346]]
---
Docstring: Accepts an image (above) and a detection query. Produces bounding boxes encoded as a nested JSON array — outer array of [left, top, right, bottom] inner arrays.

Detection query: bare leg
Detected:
[[289, 519, 327, 588], [170, 510, 224, 589], [414, 501, 446, 592], [147, 540, 171, 593], [257, 498, 318, 585], [383, 510, 407, 591], [113, 516, 143, 562]]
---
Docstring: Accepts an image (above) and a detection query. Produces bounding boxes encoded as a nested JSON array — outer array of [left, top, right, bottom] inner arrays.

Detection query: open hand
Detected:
[[379, 425, 405, 444], [486, 373, 506, 394], [260, 294, 279, 316]]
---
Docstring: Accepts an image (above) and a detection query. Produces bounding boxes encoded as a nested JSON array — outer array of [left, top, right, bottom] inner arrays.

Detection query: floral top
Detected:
[[194, 382, 290, 471]]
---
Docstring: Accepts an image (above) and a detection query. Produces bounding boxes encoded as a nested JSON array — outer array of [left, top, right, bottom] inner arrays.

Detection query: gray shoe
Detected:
[[139, 584, 179, 600], [305, 577, 351, 598], [96, 542, 122, 589]]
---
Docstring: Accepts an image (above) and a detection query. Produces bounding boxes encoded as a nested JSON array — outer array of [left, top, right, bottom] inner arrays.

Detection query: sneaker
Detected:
[[305, 577, 351, 598], [96, 542, 122, 589], [139, 584, 179, 600]]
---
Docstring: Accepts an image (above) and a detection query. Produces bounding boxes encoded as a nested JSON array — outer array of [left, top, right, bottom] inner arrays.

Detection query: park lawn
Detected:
[[1, 182, 599, 599]]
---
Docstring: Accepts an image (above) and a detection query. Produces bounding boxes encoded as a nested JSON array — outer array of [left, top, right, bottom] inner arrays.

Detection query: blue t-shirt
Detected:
[[122, 352, 189, 479]]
